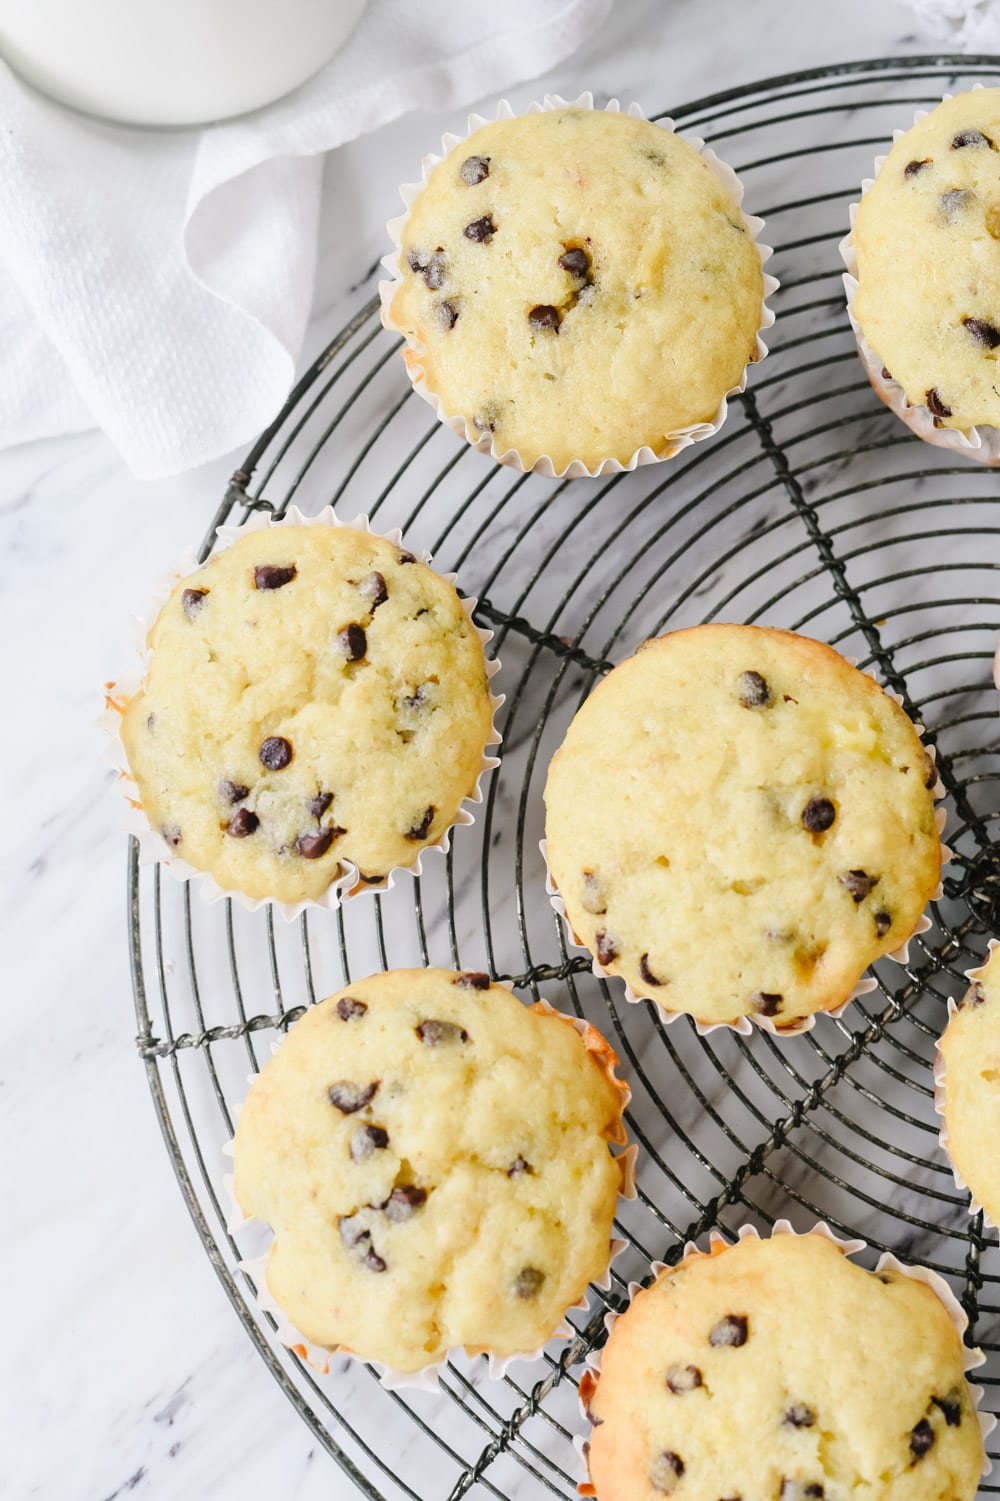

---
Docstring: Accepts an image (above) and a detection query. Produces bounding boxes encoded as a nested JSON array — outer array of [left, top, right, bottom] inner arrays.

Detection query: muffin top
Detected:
[[938, 943, 1000, 1226], [121, 525, 495, 904], [233, 968, 628, 1373], [584, 1232, 983, 1501], [852, 88, 1000, 431], [388, 107, 764, 472], [544, 624, 942, 1029]]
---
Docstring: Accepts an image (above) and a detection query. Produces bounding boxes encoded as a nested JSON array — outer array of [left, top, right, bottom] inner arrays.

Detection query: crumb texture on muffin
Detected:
[[939, 943, 1000, 1225], [233, 969, 626, 1372], [389, 108, 764, 471], [586, 1232, 983, 1501], [122, 526, 495, 903], [852, 89, 1000, 431], [544, 624, 941, 1028]]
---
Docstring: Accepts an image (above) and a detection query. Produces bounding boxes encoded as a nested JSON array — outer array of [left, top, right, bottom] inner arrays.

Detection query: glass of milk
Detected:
[[0, 0, 369, 126]]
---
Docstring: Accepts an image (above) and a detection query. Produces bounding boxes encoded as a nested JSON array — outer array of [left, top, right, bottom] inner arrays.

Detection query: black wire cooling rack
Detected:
[[130, 56, 1000, 1500]]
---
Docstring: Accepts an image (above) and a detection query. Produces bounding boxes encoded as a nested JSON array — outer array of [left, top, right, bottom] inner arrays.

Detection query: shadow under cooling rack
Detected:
[[130, 56, 1000, 1501]]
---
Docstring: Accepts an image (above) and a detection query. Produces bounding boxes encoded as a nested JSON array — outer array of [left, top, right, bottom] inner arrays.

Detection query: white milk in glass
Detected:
[[0, 0, 368, 125]]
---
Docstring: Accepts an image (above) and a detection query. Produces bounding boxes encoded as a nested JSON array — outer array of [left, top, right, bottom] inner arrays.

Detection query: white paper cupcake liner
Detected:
[[933, 937, 1000, 1228], [379, 92, 778, 480], [221, 981, 637, 1391], [102, 504, 504, 922], [574, 1218, 995, 1495], [840, 86, 1000, 465]]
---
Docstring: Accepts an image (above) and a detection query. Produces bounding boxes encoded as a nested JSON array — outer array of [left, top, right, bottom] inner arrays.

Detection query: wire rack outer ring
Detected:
[[130, 55, 1000, 1501]]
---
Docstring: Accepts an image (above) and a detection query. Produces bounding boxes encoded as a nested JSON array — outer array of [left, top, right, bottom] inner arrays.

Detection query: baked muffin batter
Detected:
[[938, 943, 1000, 1225], [583, 1232, 983, 1501], [544, 625, 941, 1029], [852, 89, 1000, 431], [234, 968, 628, 1373], [388, 108, 764, 471], [122, 525, 495, 903]]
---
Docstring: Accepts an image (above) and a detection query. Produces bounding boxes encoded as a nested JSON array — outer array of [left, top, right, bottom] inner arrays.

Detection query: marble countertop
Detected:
[[4, 1, 974, 1497]]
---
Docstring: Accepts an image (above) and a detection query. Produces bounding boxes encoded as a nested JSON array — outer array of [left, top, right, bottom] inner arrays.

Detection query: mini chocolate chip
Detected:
[[941, 187, 975, 220], [923, 751, 938, 790], [259, 736, 292, 770], [910, 1418, 935, 1459], [904, 157, 932, 176], [473, 406, 499, 434], [709, 1314, 748, 1347], [161, 824, 182, 848], [874, 910, 892, 938], [296, 827, 341, 859], [400, 684, 429, 712], [780, 1484, 824, 1501], [961, 980, 986, 1009], [220, 778, 250, 804], [932, 1392, 962, 1427], [952, 128, 995, 149], [963, 316, 1000, 348], [253, 563, 296, 590], [359, 571, 388, 609], [926, 388, 952, 419], [666, 1364, 703, 1394], [802, 797, 836, 833], [416, 1019, 469, 1046], [738, 670, 770, 708], [751, 991, 783, 1017], [182, 587, 209, 620], [385, 1185, 427, 1221], [338, 623, 367, 661], [398, 550, 416, 564], [881, 366, 893, 381], [338, 1213, 368, 1249], [328, 1080, 379, 1114], [226, 807, 259, 838], [436, 300, 459, 330], [364, 1246, 387, 1273], [581, 870, 607, 915], [528, 304, 561, 332], [640, 954, 667, 986], [453, 972, 490, 989], [461, 155, 490, 185], [650, 1452, 685, 1493], [508, 1156, 533, 1178], [308, 791, 333, 818], [423, 251, 447, 290], [336, 997, 368, 1020], [596, 930, 619, 966], [559, 247, 590, 278], [405, 806, 435, 841], [464, 214, 496, 243], [514, 1267, 545, 1299], [784, 1404, 816, 1428], [351, 1124, 389, 1162], [840, 869, 878, 903]]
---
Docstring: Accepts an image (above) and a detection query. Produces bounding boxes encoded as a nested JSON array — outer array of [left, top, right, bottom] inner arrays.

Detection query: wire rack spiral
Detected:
[[130, 56, 1000, 1500]]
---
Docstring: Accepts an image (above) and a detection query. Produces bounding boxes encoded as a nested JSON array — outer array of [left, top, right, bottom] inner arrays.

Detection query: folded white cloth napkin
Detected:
[[0, 0, 611, 478], [899, 0, 1000, 46]]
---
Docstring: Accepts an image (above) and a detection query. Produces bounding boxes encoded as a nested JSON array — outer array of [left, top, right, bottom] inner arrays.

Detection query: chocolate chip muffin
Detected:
[[384, 103, 767, 475], [120, 521, 498, 905], [544, 624, 942, 1031], [848, 88, 1000, 439], [581, 1230, 984, 1501], [938, 943, 1000, 1225], [233, 968, 630, 1374]]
